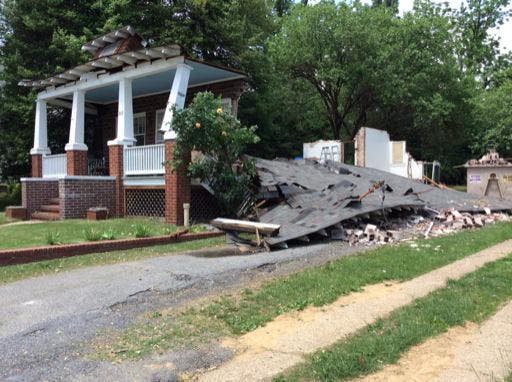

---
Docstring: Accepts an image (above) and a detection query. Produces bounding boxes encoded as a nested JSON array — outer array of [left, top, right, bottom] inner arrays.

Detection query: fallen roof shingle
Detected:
[[253, 158, 512, 246]]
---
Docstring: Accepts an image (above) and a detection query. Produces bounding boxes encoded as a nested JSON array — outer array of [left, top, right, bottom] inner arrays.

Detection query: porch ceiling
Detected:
[[60, 59, 245, 104]]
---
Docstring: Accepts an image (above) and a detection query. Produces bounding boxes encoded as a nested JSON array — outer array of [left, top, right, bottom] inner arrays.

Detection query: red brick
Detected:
[[164, 140, 191, 225], [59, 178, 116, 219], [0, 231, 223, 266], [5, 206, 27, 220], [31, 154, 43, 178], [66, 150, 88, 176], [108, 144, 124, 217], [87, 208, 108, 220], [22, 179, 59, 216]]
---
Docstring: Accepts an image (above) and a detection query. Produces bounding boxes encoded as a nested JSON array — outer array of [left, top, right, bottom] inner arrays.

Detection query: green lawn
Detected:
[[0, 212, 7, 225], [0, 217, 205, 249], [450, 184, 467, 192], [93, 222, 512, 361], [0, 236, 225, 284], [277, 255, 512, 381]]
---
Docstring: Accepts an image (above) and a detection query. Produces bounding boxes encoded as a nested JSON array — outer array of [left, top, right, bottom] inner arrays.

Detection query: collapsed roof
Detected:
[[254, 158, 512, 247]]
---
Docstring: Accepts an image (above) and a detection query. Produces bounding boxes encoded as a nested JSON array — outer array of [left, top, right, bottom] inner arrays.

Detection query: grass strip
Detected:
[[95, 222, 512, 361], [0, 217, 206, 250], [205, 222, 512, 334], [276, 255, 512, 381], [0, 237, 224, 284]]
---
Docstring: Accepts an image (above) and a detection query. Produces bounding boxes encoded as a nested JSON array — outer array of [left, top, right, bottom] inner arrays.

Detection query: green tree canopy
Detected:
[[269, 2, 396, 140]]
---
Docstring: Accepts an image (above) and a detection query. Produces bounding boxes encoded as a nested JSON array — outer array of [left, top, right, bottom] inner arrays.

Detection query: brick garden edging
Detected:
[[0, 231, 224, 266]]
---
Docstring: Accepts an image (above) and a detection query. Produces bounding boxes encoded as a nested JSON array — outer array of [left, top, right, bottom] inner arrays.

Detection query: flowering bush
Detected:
[[169, 92, 260, 216]]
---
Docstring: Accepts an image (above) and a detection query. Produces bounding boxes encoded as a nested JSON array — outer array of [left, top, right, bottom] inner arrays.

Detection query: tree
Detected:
[[453, 0, 511, 86], [170, 92, 260, 216], [372, 0, 399, 13], [274, 0, 294, 16], [369, 1, 478, 180], [471, 78, 512, 155], [0, 0, 107, 179], [269, 2, 396, 140]]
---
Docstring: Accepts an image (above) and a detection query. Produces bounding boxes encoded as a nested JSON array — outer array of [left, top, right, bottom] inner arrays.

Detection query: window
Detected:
[[155, 109, 165, 144], [221, 98, 232, 114], [133, 112, 146, 146]]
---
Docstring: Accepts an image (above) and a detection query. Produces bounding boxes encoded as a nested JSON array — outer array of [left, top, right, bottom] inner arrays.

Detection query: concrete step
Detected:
[[48, 198, 60, 205], [40, 204, 60, 213], [31, 211, 60, 221]]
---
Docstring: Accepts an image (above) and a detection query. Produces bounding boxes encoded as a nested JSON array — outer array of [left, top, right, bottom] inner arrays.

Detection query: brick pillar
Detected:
[[66, 150, 88, 176], [164, 140, 191, 225], [109, 145, 125, 217], [31, 154, 43, 178]]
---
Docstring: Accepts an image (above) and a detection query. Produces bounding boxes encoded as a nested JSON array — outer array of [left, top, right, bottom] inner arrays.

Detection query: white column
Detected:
[[162, 63, 193, 140], [30, 100, 50, 155], [65, 89, 88, 151], [108, 77, 136, 146]]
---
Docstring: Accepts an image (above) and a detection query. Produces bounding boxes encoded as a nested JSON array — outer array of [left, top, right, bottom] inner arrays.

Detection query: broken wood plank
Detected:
[[424, 221, 434, 238], [211, 218, 280, 236]]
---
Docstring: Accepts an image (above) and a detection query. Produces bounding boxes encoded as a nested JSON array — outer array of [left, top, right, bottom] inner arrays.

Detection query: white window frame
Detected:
[[155, 109, 165, 144], [133, 112, 146, 146]]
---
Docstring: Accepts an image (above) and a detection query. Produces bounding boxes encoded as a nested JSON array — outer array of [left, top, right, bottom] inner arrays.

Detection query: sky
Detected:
[[308, 0, 512, 53]]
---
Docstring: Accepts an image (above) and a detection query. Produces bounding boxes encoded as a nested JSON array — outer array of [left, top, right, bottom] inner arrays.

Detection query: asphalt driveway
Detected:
[[0, 241, 361, 381]]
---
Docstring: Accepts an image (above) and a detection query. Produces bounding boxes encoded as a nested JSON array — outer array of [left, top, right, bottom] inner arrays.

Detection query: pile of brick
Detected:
[[432, 208, 511, 235], [337, 209, 511, 247], [342, 224, 400, 246]]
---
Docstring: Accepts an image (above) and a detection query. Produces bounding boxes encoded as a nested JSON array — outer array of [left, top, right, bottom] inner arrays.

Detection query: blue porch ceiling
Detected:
[[66, 60, 243, 104]]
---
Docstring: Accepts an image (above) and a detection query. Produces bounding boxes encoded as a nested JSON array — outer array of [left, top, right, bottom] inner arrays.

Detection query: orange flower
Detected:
[[195, 122, 201, 129]]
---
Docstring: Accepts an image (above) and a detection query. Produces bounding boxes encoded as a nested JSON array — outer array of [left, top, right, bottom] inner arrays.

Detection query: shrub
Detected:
[[83, 226, 102, 242], [45, 231, 61, 245], [132, 223, 151, 238], [0, 183, 21, 212], [101, 227, 116, 240], [168, 92, 260, 216]]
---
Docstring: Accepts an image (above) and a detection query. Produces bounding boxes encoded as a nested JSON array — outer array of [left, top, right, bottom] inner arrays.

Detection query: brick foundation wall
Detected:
[[66, 150, 88, 176], [31, 154, 43, 178], [21, 178, 59, 216], [165, 140, 191, 225], [59, 177, 116, 219], [108, 145, 124, 217]]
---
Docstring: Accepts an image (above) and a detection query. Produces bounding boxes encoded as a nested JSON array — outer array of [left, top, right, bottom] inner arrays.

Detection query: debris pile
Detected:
[[215, 158, 512, 249], [338, 209, 512, 247], [465, 150, 510, 166]]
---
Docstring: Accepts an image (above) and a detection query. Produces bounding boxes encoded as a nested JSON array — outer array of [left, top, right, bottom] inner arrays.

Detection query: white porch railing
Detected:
[[42, 154, 67, 177], [124, 144, 165, 176]]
